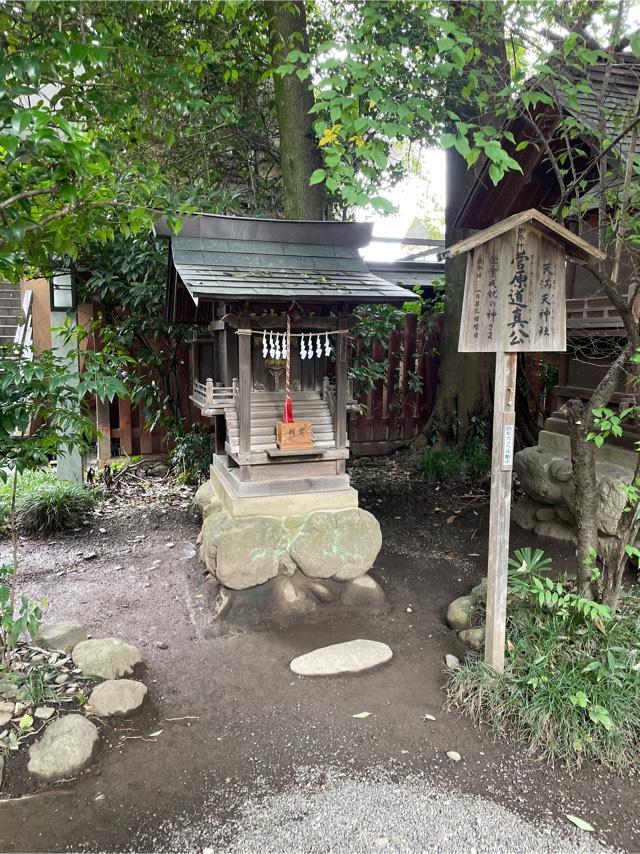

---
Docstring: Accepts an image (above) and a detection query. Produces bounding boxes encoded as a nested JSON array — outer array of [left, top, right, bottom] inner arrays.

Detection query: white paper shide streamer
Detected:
[[259, 328, 338, 361]]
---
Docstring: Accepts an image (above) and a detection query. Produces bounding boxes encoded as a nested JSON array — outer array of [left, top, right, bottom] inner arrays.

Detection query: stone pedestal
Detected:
[[512, 431, 639, 557], [195, 465, 386, 626]]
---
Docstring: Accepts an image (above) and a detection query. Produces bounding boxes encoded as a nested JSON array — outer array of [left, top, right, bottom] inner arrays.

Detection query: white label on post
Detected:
[[502, 423, 515, 469]]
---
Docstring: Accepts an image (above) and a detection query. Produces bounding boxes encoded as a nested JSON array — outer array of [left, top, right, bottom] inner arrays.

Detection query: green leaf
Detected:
[[454, 136, 470, 158], [566, 815, 594, 833], [309, 168, 326, 186], [352, 711, 371, 718], [488, 163, 503, 186], [11, 109, 32, 134], [19, 713, 34, 730], [630, 33, 640, 58]]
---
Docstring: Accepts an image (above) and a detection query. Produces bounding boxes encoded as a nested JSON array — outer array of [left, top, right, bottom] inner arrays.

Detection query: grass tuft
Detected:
[[446, 591, 640, 768], [13, 480, 96, 535], [418, 438, 490, 484]]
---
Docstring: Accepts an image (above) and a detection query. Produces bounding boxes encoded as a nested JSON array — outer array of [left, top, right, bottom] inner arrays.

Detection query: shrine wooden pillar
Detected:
[[238, 321, 252, 455], [334, 317, 349, 450]]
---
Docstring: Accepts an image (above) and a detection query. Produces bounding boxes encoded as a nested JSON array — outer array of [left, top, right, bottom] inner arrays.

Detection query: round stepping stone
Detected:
[[35, 622, 87, 653], [290, 639, 393, 677], [72, 638, 142, 680], [27, 715, 99, 781], [88, 679, 147, 717]]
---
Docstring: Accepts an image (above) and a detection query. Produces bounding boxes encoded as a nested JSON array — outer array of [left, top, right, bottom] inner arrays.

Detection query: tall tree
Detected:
[[265, 0, 327, 219], [426, 2, 510, 442]]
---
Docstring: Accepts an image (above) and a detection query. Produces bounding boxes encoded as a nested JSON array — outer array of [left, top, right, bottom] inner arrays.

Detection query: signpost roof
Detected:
[[440, 209, 607, 263]]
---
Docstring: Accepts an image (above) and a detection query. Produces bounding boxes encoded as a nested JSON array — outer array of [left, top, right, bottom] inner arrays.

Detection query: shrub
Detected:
[[14, 480, 96, 535], [418, 437, 490, 484], [169, 424, 214, 484], [447, 548, 640, 767], [0, 469, 58, 534]]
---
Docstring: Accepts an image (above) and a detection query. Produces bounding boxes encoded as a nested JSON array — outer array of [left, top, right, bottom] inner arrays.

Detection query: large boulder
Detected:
[[216, 517, 289, 590], [72, 638, 142, 679], [446, 595, 475, 631], [199, 510, 236, 574], [88, 679, 147, 717], [35, 622, 87, 653], [270, 576, 318, 617], [340, 575, 386, 610], [27, 715, 99, 781], [458, 627, 485, 650], [514, 447, 569, 505], [194, 479, 216, 511], [290, 509, 382, 581], [514, 447, 635, 537], [510, 495, 539, 532]]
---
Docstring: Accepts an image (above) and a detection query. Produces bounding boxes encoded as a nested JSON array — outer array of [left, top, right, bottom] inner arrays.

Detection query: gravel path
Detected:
[[141, 768, 608, 853]]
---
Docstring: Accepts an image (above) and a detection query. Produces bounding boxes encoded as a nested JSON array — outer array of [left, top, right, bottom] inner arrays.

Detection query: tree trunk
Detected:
[[265, 0, 326, 220], [425, 5, 508, 442], [424, 146, 492, 443]]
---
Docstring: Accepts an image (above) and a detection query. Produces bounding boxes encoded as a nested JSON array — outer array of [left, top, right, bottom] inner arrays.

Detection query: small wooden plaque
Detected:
[[276, 420, 314, 450], [458, 225, 566, 354]]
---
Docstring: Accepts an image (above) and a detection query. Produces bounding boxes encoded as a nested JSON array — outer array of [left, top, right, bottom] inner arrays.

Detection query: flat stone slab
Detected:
[[27, 714, 99, 781], [290, 639, 393, 677], [72, 638, 142, 679], [88, 679, 147, 717]]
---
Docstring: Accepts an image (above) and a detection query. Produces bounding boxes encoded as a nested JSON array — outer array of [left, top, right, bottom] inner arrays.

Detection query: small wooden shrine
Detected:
[[157, 213, 416, 500]]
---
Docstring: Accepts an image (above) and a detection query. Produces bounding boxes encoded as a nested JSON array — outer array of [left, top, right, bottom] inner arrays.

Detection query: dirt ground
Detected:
[[0, 454, 639, 853]]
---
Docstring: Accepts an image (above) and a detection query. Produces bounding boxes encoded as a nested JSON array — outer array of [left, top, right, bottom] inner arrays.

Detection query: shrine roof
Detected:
[[161, 214, 418, 305], [441, 209, 606, 262]]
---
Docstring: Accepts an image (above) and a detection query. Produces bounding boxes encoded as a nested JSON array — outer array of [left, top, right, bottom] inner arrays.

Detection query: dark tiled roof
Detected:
[[366, 261, 444, 290], [543, 53, 640, 161], [171, 236, 418, 305]]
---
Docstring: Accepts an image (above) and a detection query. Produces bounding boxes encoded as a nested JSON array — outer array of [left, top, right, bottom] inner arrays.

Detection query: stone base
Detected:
[[512, 432, 639, 553], [208, 571, 388, 631], [194, 467, 385, 624]]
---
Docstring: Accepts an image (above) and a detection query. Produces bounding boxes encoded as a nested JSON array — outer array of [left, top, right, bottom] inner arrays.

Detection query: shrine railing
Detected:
[[191, 378, 235, 414], [566, 296, 624, 331]]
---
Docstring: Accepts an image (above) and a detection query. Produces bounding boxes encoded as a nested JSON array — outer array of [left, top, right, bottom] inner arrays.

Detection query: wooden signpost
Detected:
[[443, 209, 606, 672]]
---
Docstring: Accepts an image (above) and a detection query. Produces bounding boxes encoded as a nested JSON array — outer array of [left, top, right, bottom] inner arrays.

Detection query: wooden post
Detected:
[[96, 396, 111, 466], [118, 398, 133, 455], [334, 318, 348, 449], [238, 323, 251, 454], [484, 352, 517, 672]]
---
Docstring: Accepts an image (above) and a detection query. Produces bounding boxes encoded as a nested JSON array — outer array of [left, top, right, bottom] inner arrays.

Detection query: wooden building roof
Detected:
[[456, 54, 640, 230], [159, 214, 418, 310]]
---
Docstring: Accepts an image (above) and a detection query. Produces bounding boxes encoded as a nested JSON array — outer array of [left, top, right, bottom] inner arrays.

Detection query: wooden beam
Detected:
[[222, 312, 354, 330], [334, 317, 348, 450], [484, 352, 518, 673], [238, 320, 252, 454]]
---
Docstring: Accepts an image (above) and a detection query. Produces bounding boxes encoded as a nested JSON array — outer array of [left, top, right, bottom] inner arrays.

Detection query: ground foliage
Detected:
[[14, 479, 97, 535], [447, 548, 640, 768], [418, 437, 490, 485]]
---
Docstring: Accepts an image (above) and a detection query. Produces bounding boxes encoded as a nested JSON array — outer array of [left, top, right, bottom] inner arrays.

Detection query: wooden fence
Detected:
[[349, 314, 441, 455]]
